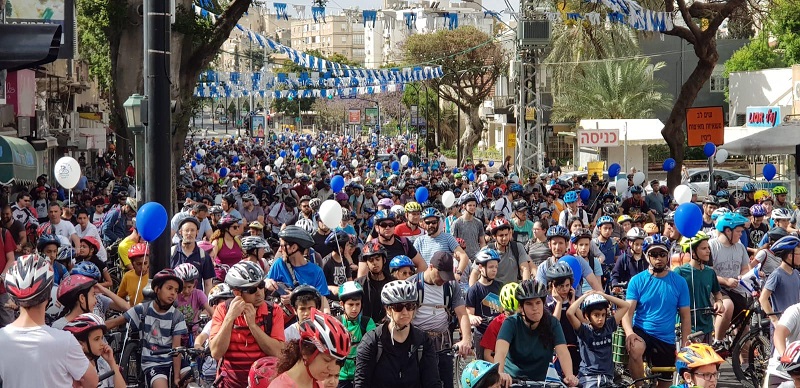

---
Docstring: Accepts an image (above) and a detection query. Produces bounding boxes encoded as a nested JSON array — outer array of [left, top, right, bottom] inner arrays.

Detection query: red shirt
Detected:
[[211, 301, 285, 388], [394, 223, 423, 239], [480, 313, 508, 352], [0, 229, 16, 294]]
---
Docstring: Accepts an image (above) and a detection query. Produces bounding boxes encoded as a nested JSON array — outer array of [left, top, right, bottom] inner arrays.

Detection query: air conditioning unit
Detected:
[[518, 19, 551, 48]]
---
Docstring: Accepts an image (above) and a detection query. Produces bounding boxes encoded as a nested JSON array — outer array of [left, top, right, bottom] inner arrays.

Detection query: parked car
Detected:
[[686, 168, 751, 198]]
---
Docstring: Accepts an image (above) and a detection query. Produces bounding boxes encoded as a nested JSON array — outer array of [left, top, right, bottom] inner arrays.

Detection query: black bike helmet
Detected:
[[515, 279, 548, 301], [278, 225, 315, 250], [544, 262, 574, 282], [290, 285, 322, 307]]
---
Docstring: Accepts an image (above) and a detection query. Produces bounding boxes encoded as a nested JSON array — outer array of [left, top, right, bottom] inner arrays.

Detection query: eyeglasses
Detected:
[[424, 220, 439, 225], [240, 281, 265, 294], [231, 224, 241, 230], [693, 372, 719, 381], [389, 302, 418, 312], [378, 222, 396, 228], [648, 251, 669, 258]]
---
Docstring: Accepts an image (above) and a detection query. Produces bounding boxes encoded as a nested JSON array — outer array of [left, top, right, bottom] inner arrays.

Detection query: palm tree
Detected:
[[551, 59, 673, 121]]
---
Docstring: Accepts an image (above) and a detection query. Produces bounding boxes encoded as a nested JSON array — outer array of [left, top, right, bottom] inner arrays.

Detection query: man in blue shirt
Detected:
[[622, 234, 691, 388], [100, 198, 136, 245]]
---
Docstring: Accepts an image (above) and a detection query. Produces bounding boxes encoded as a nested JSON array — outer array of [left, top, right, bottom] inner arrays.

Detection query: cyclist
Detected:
[[51, 274, 97, 329], [593, 216, 618, 270], [495, 279, 578, 386], [355, 242, 393, 322], [389, 255, 416, 280], [476, 217, 533, 285], [748, 204, 770, 255], [611, 227, 647, 291], [466, 248, 503, 359], [271, 309, 351, 388], [768, 301, 800, 387], [38, 233, 68, 284], [413, 207, 470, 280], [773, 186, 792, 211], [63, 313, 127, 388], [268, 225, 331, 306], [737, 183, 757, 209], [617, 215, 634, 236], [708, 212, 750, 346], [670, 343, 725, 388], [572, 228, 604, 294], [623, 235, 691, 388], [558, 191, 589, 228], [0, 254, 98, 387], [285, 286, 323, 341], [337, 281, 375, 388], [760, 235, 800, 326], [460, 360, 502, 388], [772, 208, 794, 234], [753, 227, 789, 276], [451, 193, 488, 261], [174, 263, 214, 338], [675, 232, 724, 343], [544, 261, 579, 375], [355, 280, 441, 388], [701, 196, 720, 233], [480, 282, 520, 362]]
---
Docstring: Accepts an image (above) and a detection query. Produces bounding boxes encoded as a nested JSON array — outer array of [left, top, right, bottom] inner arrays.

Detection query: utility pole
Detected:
[[144, 0, 173, 272]]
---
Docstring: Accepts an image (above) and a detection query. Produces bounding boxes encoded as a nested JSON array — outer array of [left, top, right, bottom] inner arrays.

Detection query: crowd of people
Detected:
[[0, 131, 799, 388]]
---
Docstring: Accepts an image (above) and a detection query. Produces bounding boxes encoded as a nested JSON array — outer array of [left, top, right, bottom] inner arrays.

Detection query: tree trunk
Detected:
[[662, 37, 718, 192], [459, 105, 485, 165]]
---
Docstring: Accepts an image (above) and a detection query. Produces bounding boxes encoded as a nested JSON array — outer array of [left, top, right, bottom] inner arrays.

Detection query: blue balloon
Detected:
[[415, 187, 429, 203], [408, 161, 414, 167], [674, 202, 703, 238], [280, 150, 287, 158], [488, 161, 494, 167], [293, 144, 300, 151], [190, 160, 196, 168], [137, 202, 168, 242], [331, 175, 345, 192], [376, 162, 383, 170], [663, 158, 676, 172], [468, 172, 475, 182], [609, 163, 621, 178], [294, 151, 301, 159], [196, 153, 202, 160], [391, 161, 400, 172], [580, 188, 590, 201], [219, 167, 228, 178], [232, 156, 239, 164], [331, 160, 338, 168], [763, 163, 777, 181], [703, 142, 716, 158], [559, 255, 583, 289]]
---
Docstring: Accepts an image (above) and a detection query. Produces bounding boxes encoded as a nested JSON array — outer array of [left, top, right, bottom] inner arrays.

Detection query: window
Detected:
[[710, 65, 727, 93], [690, 172, 708, 183], [342, 36, 347, 43], [353, 35, 364, 45], [341, 23, 348, 31]]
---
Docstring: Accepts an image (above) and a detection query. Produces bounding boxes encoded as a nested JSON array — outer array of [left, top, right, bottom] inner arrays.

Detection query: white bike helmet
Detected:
[[381, 280, 418, 305], [174, 263, 200, 282], [225, 261, 265, 289], [5, 254, 54, 307]]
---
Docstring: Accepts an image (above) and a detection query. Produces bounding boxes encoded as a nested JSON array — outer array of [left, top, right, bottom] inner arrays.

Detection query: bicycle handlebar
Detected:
[[97, 369, 116, 387], [510, 379, 567, 388], [151, 346, 207, 357]]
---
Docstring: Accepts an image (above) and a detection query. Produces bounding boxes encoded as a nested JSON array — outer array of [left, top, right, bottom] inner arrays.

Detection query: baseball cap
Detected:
[[430, 251, 455, 282]]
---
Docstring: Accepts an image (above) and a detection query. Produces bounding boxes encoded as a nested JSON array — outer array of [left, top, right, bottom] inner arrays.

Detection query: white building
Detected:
[[728, 67, 796, 126]]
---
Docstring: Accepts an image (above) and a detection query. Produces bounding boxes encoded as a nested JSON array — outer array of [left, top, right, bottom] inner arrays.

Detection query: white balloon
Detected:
[[319, 200, 343, 230], [400, 155, 409, 166], [274, 157, 284, 168], [198, 149, 207, 157], [480, 174, 488, 182], [715, 149, 729, 164], [54, 156, 81, 189], [633, 171, 646, 186], [311, 146, 318, 155], [616, 178, 628, 192], [442, 191, 456, 208], [351, 159, 358, 168], [265, 165, 272, 173], [674, 184, 693, 204]]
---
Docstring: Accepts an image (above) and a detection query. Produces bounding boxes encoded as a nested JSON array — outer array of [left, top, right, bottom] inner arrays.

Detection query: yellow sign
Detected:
[[79, 112, 103, 121], [588, 161, 605, 180], [506, 132, 516, 149], [525, 107, 536, 121]]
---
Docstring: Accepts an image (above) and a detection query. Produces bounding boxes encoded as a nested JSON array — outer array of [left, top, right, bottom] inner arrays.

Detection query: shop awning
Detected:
[[0, 136, 38, 185], [722, 122, 800, 155]]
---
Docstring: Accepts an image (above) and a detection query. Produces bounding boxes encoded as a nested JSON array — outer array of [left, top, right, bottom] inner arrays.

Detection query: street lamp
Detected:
[[123, 93, 148, 203]]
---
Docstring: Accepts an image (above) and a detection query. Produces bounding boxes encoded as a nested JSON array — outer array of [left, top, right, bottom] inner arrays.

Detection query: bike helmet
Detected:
[[56, 274, 97, 306], [218, 214, 242, 229], [421, 207, 441, 220], [177, 216, 200, 231], [299, 309, 352, 362], [390, 205, 405, 217], [381, 279, 418, 305], [780, 341, 800, 375], [773, 208, 793, 220], [512, 199, 529, 212], [488, 217, 513, 235], [226, 261, 265, 289], [675, 343, 724, 372], [57, 247, 75, 262], [378, 198, 394, 209], [374, 210, 396, 223], [643, 234, 671, 254], [71, 261, 102, 281], [241, 236, 269, 252], [460, 193, 478, 205], [291, 285, 323, 307], [596, 215, 615, 228], [338, 281, 363, 302], [563, 191, 578, 204], [174, 263, 200, 282], [278, 225, 315, 250], [750, 204, 767, 217], [711, 208, 730, 222], [768, 227, 789, 243], [461, 360, 500, 388], [644, 223, 659, 234], [5, 254, 53, 307], [570, 228, 592, 244], [79, 236, 101, 254], [295, 218, 316, 235], [545, 261, 574, 282], [515, 279, 548, 301], [580, 294, 610, 314], [491, 187, 504, 199], [405, 201, 422, 213], [715, 212, 748, 232], [703, 195, 720, 206], [509, 183, 523, 193], [773, 186, 788, 195], [389, 255, 415, 272], [770, 235, 800, 257], [208, 283, 235, 306], [680, 232, 711, 253], [248, 357, 279, 388], [734, 207, 751, 218], [63, 312, 108, 339], [630, 185, 643, 194], [209, 205, 223, 215], [626, 227, 647, 241], [127, 242, 150, 259], [617, 215, 633, 225], [309, 198, 322, 212], [499, 282, 520, 312], [546, 225, 570, 241], [603, 203, 619, 216], [716, 190, 730, 199], [152, 268, 184, 292], [742, 183, 757, 193], [361, 242, 387, 259], [664, 211, 675, 223], [37, 233, 61, 252], [474, 248, 501, 266]]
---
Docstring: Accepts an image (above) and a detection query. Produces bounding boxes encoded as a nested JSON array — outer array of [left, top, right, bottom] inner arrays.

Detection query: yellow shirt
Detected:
[[118, 236, 137, 267], [117, 270, 148, 306]]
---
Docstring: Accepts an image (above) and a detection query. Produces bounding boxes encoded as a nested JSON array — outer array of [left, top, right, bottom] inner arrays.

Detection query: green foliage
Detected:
[[402, 83, 438, 120], [551, 59, 673, 121], [75, 0, 125, 93]]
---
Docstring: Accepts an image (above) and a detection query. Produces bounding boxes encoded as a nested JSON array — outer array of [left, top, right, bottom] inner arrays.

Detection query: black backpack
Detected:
[[373, 324, 424, 366]]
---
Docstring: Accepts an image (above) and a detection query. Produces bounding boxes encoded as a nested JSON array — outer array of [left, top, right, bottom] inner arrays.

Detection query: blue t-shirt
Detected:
[[577, 317, 617, 379], [594, 239, 617, 265], [764, 267, 800, 314], [267, 258, 331, 296], [626, 270, 690, 343]]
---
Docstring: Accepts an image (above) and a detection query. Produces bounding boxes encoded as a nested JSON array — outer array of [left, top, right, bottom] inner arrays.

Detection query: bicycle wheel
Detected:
[[120, 341, 145, 388], [453, 353, 473, 388], [731, 330, 771, 388]]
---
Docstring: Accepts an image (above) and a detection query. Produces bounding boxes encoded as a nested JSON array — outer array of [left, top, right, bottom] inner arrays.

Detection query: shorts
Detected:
[[633, 326, 676, 382], [144, 364, 191, 387], [720, 289, 747, 320]]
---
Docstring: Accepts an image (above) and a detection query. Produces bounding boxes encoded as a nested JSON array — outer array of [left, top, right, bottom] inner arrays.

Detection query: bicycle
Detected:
[[151, 346, 216, 388], [438, 345, 473, 388], [510, 379, 567, 388]]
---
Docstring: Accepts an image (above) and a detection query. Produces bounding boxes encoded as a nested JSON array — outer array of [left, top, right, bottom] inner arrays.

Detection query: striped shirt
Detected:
[[413, 232, 460, 264], [124, 302, 188, 370]]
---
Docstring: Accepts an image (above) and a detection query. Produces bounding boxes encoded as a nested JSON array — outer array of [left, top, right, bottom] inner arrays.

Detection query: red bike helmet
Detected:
[[63, 313, 107, 339], [80, 236, 101, 254], [56, 274, 97, 306], [248, 356, 279, 387], [127, 242, 150, 259], [299, 308, 352, 361]]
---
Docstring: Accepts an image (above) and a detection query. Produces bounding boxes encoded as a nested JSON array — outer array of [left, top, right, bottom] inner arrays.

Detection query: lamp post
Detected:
[[123, 94, 147, 204]]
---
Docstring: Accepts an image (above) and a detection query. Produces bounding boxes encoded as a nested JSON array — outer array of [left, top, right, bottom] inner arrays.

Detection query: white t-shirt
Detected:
[[0, 324, 90, 387], [768, 304, 800, 380], [50, 220, 77, 245]]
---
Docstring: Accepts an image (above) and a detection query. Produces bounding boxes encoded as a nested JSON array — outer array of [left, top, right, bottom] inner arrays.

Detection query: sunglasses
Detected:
[[389, 302, 418, 312], [424, 220, 439, 225], [240, 281, 266, 294], [378, 222, 396, 228], [648, 251, 668, 259]]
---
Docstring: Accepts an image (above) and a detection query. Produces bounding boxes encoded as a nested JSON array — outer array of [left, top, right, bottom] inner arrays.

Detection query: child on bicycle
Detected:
[[760, 235, 800, 326], [544, 261, 578, 375], [675, 232, 725, 343], [480, 282, 519, 362], [460, 360, 502, 388], [466, 248, 504, 360], [566, 292, 630, 388], [116, 243, 150, 305], [284, 285, 323, 341], [337, 281, 376, 388], [63, 313, 127, 388], [670, 343, 725, 388], [174, 263, 214, 341]]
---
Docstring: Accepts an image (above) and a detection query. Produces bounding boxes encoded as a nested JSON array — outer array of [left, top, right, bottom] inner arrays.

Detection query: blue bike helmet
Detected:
[[563, 191, 578, 204], [389, 255, 415, 271], [750, 204, 767, 217], [716, 190, 730, 199], [70, 261, 102, 281], [374, 210, 396, 223], [474, 249, 501, 265], [461, 360, 500, 388], [509, 183, 523, 193], [742, 183, 757, 193], [643, 234, 671, 254], [421, 207, 441, 220], [546, 225, 570, 241], [771, 235, 800, 258], [715, 212, 748, 233], [596, 215, 615, 228]]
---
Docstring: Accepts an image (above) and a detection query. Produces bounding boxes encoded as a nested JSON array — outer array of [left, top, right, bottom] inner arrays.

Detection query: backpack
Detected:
[[224, 298, 273, 335], [489, 241, 522, 281], [414, 273, 452, 311], [373, 324, 424, 366]]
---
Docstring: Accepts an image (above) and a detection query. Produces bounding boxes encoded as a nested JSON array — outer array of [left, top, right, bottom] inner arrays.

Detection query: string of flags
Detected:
[[193, 83, 406, 99], [273, 3, 289, 20], [545, 9, 673, 31], [311, 6, 325, 22]]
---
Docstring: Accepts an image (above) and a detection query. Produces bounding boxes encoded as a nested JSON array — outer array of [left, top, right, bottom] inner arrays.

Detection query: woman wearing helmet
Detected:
[[63, 313, 126, 388], [673, 343, 725, 388], [76, 236, 113, 288], [354, 280, 440, 387], [336, 281, 376, 387], [494, 279, 579, 387], [211, 213, 244, 281], [389, 255, 416, 280], [273, 309, 351, 387], [241, 235, 271, 272], [674, 232, 723, 342], [174, 263, 214, 336]]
